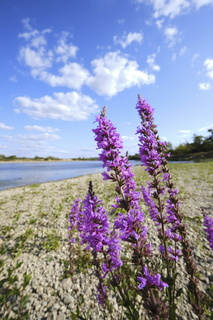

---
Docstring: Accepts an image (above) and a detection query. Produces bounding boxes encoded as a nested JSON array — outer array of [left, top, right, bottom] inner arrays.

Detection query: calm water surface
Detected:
[[0, 161, 140, 191]]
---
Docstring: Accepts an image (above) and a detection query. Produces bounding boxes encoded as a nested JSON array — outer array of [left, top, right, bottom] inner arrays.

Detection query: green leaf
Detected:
[[9, 275, 18, 285], [176, 288, 183, 298], [23, 273, 32, 288], [19, 295, 29, 309], [15, 261, 23, 269]]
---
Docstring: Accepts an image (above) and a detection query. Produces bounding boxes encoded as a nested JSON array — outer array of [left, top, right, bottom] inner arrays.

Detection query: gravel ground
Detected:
[[0, 162, 213, 319]]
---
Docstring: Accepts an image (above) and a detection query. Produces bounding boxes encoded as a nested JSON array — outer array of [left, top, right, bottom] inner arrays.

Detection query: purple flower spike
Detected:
[[93, 107, 141, 212], [80, 181, 122, 275], [68, 198, 82, 243], [137, 267, 168, 290], [203, 215, 213, 250]]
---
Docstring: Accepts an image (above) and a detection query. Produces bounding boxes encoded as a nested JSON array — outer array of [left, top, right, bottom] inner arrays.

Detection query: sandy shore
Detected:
[[0, 162, 213, 319]]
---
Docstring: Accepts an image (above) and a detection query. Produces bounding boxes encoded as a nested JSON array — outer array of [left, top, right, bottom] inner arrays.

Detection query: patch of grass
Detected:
[[28, 183, 41, 188], [41, 230, 61, 251], [0, 261, 31, 319]]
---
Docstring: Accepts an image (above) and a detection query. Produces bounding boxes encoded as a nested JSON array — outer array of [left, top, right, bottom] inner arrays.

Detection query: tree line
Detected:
[[129, 129, 213, 160], [168, 128, 213, 154]]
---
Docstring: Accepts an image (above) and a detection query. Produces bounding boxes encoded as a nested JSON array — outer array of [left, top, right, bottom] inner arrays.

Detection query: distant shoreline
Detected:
[[0, 159, 74, 164]]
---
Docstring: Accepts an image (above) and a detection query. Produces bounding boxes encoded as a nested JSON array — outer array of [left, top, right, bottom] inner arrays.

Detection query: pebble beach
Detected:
[[0, 162, 213, 319]]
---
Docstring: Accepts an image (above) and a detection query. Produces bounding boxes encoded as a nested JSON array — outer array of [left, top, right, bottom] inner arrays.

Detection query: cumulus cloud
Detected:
[[113, 32, 143, 48], [199, 83, 211, 90], [35, 63, 89, 90], [18, 18, 53, 71], [0, 123, 14, 130], [194, 0, 213, 9], [86, 51, 155, 97], [134, 0, 213, 18], [19, 46, 53, 69], [54, 31, 78, 63], [155, 19, 164, 29], [134, 0, 190, 18], [164, 26, 179, 47], [204, 58, 213, 78], [17, 19, 156, 99], [24, 125, 60, 133], [147, 54, 160, 71], [14, 91, 99, 121], [18, 18, 79, 79]]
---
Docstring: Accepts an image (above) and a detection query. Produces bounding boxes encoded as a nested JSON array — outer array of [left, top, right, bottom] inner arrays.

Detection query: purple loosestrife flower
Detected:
[[136, 95, 204, 318], [97, 282, 107, 305], [93, 106, 140, 212], [137, 266, 168, 290], [80, 181, 122, 275], [203, 214, 213, 250], [93, 107, 148, 242], [68, 198, 82, 243], [136, 97, 182, 258], [94, 108, 163, 299]]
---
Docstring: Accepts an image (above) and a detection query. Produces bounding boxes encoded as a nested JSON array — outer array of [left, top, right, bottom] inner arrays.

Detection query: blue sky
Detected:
[[0, 0, 213, 158]]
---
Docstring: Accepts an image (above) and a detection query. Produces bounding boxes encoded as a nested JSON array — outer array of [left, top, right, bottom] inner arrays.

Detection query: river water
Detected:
[[0, 160, 140, 191]]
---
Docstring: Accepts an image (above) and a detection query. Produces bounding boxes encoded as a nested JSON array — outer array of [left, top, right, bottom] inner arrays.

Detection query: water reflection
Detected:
[[0, 161, 140, 191]]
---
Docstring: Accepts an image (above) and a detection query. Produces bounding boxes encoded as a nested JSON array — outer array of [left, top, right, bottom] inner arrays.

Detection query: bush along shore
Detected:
[[0, 96, 213, 320]]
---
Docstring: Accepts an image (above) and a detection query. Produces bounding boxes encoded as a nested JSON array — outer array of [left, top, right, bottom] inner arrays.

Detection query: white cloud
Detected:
[[122, 136, 135, 140], [1, 133, 60, 147], [147, 54, 160, 71], [24, 125, 60, 133], [134, 0, 213, 18], [38, 63, 89, 90], [113, 32, 143, 48], [18, 18, 52, 48], [18, 18, 53, 71], [0, 132, 62, 158], [178, 130, 191, 135], [199, 82, 211, 90], [17, 20, 155, 99], [193, 0, 213, 9], [134, 0, 190, 18], [86, 51, 155, 97], [54, 31, 78, 63], [19, 46, 53, 69], [191, 53, 200, 66], [179, 46, 187, 56], [155, 19, 164, 29], [14, 91, 99, 121], [164, 26, 179, 47], [198, 125, 213, 132], [18, 19, 79, 79], [204, 58, 213, 78], [0, 123, 14, 130]]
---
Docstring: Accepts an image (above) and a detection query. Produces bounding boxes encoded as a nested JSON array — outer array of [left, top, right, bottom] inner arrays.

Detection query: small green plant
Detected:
[[28, 217, 37, 224], [0, 261, 31, 319], [12, 211, 21, 222], [41, 230, 61, 251], [28, 183, 41, 188], [0, 225, 15, 240], [52, 202, 63, 220]]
